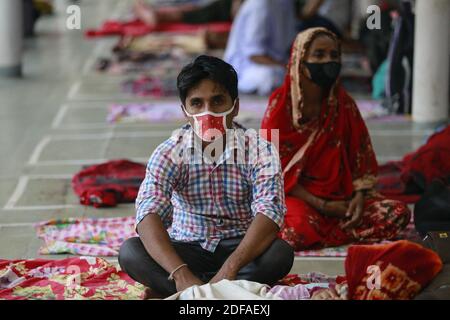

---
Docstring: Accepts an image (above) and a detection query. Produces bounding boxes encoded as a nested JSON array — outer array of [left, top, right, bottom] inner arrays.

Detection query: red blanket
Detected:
[[72, 159, 146, 208], [0, 257, 144, 300], [85, 19, 231, 38], [345, 240, 442, 300], [0, 241, 441, 300], [377, 125, 450, 203]]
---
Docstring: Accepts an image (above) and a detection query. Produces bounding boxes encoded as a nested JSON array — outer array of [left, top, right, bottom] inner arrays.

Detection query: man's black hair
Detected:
[[177, 55, 238, 105]]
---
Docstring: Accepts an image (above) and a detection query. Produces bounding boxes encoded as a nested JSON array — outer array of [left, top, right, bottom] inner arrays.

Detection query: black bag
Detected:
[[414, 179, 450, 237], [423, 231, 450, 264], [415, 231, 450, 300]]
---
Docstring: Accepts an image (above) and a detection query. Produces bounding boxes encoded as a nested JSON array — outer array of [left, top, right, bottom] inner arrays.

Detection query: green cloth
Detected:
[[372, 59, 388, 100]]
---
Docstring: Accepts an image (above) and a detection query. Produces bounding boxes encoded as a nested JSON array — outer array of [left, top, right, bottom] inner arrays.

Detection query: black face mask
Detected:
[[304, 61, 341, 89]]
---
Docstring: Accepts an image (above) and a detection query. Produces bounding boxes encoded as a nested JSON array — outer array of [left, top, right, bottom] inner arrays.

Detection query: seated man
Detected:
[[119, 55, 294, 298], [224, 0, 298, 96]]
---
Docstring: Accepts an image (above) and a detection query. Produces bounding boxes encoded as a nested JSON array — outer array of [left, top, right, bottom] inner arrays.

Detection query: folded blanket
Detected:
[[72, 160, 146, 208], [166, 274, 338, 300], [35, 216, 137, 257], [165, 280, 280, 300], [346, 240, 443, 300], [376, 125, 450, 203], [85, 19, 231, 38]]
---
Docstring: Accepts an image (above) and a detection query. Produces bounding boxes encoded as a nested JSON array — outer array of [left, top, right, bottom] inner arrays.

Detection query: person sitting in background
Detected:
[[119, 55, 294, 299], [261, 28, 411, 251], [296, 0, 352, 39], [224, 0, 298, 96], [23, 0, 54, 37]]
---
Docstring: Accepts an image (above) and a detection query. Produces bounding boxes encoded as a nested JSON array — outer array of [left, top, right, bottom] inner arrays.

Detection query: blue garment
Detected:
[[224, 0, 297, 95]]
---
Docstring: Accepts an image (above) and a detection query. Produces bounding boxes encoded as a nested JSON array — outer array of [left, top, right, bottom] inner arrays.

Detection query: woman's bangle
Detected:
[[168, 263, 188, 281]]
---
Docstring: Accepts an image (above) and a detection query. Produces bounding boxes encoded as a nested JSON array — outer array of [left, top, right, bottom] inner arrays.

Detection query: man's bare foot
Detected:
[[142, 287, 165, 300], [133, 0, 158, 27]]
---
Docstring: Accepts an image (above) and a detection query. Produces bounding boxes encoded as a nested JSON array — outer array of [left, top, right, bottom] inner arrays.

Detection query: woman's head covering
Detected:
[[286, 27, 340, 130], [261, 28, 378, 196]]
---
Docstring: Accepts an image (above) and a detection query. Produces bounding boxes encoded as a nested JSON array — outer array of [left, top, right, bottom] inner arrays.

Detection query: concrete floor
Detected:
[[0, 0, 442, 276]]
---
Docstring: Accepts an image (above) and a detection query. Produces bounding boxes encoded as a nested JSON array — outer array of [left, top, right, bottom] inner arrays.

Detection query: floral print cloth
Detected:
[[35, 215, 421, 258], [35, 217, 137, 257], [0, 257, 144, 300]]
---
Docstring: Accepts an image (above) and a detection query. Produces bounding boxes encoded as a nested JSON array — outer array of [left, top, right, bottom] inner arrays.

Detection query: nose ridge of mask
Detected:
[[183, 101, 236, 142]]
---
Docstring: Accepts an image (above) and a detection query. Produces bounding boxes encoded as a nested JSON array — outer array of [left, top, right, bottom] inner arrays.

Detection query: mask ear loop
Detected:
[[181, 104, 202, 141], [181, 99, 237, 139], [300, 62, 314, 83], [181, 104, 194, 117], [222, 99, 237, 132]]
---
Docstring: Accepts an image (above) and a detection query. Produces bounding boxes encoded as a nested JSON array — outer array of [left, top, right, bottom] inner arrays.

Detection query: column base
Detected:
[[412, 119, 449, 130], [0, 65, 22, 78]]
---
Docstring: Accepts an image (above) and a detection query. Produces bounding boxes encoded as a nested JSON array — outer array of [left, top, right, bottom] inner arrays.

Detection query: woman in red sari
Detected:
[[261, 27, 411, 251]]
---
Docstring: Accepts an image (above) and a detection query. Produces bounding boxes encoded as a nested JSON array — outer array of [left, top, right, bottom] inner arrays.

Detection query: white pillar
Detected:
[[412, 0, 449, 123], [0, 0, 23, 77]]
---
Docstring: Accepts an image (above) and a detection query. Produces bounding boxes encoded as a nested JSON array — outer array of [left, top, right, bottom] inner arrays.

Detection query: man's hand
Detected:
[[137, 214, 203, 294], [300, 0, 324, 20], [209, 262, 238, 284], [321, 200, 349, 218], [208, 214, 279, 285], [341, 191, 365, 230], [173, 267, 204, 292]]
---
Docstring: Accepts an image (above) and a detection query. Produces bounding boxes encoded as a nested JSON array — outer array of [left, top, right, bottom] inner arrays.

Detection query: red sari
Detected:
[[261, 28, 410, 250]]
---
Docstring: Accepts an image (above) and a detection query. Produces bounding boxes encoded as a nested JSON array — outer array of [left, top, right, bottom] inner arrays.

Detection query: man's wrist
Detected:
[[172, 266, 192, 282], [223, 257, 240, 275], [168, 263, 188, 280]]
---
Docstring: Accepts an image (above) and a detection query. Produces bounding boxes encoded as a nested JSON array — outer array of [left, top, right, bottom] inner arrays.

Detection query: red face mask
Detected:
[[183, 101, 236, 142]]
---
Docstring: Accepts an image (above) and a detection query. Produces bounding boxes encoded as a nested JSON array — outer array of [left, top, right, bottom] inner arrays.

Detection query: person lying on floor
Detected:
[[119, 55, 294, 299], [133, 0, 244, 49], [224, 0, 298, 96], [261, 28, 411, 251], [133, 0, 242, 27]]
